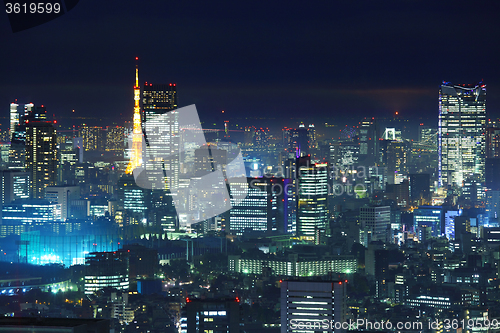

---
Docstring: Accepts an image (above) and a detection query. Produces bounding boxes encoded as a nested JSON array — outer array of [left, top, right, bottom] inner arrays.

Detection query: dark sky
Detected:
[[1, 0, 500, 125]]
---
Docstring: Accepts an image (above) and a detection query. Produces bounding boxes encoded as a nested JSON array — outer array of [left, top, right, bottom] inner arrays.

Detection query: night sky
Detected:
[[2, 0, 500, 125]]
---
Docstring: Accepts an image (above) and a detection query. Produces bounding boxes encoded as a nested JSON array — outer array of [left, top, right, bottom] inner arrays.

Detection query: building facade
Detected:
[[280, 280, 346, 333], [297, 157, 328, 239], [438, 83, 486, 187], [142, 83, 179, 191], [228, 254, 357, 277], [26, 121, 57, 199]]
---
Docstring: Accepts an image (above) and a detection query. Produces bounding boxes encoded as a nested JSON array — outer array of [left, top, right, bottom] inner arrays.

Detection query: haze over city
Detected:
[[1, 1, 500, 333]]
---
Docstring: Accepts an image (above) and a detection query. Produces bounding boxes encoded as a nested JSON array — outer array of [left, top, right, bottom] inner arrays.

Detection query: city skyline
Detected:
[[3, 2, 500, 332]]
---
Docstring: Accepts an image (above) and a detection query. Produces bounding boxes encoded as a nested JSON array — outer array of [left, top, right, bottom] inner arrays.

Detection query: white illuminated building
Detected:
[[280, 280, 346, 333], [439, 82, 486, 186]]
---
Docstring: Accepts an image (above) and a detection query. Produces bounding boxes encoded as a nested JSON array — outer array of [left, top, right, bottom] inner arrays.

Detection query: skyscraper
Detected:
[[9, 102, 19, 141], [359, 205, 391, 245], [142, 82, 179, 190], [229, 177, 288, 235], [9, 104, 48, 170], [283, 125, 310, 157], [26, 120, 57, 198], [117, 174, 148, 225], [297, 157, 328, 239], [438, 82, 486, 187], [358, 117, 379, 164]]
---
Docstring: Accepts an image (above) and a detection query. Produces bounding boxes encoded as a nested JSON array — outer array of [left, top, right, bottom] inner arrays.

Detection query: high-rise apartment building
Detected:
[[280, 280, 346, 333], [26, 121, 57, 199], [438, 82, 486, 186], [142, 83, 179, 190]]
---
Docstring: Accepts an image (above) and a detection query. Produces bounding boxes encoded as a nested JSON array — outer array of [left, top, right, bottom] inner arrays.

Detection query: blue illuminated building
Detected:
[[413, 206, 444, 239], [14, 220, 121, 267]]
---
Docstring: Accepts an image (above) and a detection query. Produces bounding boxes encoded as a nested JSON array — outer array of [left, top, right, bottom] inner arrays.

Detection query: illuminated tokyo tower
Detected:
[[125, 57, 143, 174]]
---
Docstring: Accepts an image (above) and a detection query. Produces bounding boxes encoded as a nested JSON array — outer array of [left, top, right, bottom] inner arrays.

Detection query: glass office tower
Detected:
[[142, 83, 179, 190], [438, 82, 486, 187], [297, 157, 328, 239]]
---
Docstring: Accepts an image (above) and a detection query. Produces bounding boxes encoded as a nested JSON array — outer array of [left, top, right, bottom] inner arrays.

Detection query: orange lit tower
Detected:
[[126, 57, 143, 174]]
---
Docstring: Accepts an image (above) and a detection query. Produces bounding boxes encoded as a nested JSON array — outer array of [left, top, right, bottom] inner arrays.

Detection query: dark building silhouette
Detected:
[[183, 298, 241, 333], [409, 173, 431, 204]]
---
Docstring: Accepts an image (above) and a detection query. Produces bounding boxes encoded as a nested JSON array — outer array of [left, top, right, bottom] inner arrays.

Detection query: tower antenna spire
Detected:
[[135, 57, 139, 88]]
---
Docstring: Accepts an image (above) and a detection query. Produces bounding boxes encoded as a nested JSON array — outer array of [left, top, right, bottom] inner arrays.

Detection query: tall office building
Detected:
[[359, 205, 391, 245], [386, 140, 409, 185], [283, 125, 311, 157], [9, 102, 19, 141], [280, 280, 346, 333], [26, 121, 57, 199], [409, 173, 430, 205], [9, 104, 48, 170], [307, 124, 317, 149], [438, 82, 486, 186], [297, 157, 328, 239], [284, 158, 297, 234], [142, 82, 179, 190], [229, 177, 288, 235], [358, 117, 379, 163], [117, 174, 148, 225]]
